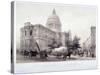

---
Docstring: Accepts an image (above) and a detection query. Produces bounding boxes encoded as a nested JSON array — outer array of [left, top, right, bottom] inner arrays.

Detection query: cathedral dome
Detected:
[[46, 9, 61, 32]]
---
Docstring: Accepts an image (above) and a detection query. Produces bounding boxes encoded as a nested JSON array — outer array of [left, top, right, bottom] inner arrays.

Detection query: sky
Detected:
[[16, 1, 97, 49]]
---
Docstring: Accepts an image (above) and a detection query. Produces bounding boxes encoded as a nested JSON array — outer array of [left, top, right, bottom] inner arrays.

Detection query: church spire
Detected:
[[52, 8, 56, 15]]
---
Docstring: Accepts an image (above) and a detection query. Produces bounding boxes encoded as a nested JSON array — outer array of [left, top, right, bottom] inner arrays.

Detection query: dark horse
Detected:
[[39, 50, 48, 59], [23, 50, 30, 58], [29, 50, 38, 58], [63, 50, 73, 60]]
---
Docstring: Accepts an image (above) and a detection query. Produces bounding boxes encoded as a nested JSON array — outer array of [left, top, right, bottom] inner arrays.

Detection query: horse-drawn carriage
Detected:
[[20, 40, 74, 60], [20, 41, 52, 59], [20, 46, 73, 60]]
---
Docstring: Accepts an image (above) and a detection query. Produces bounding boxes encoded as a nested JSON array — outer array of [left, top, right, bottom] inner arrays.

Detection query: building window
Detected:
[[25, 30, 26, 36], [49, 23, 53, 28], [30, 30, 32, 36]]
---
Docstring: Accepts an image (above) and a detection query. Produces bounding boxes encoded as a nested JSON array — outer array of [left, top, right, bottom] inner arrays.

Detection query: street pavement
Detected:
[[16, 53, 95, 63]]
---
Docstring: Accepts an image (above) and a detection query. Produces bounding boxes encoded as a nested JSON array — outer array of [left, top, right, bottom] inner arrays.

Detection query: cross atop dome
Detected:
[[52, 8, 56, 15]]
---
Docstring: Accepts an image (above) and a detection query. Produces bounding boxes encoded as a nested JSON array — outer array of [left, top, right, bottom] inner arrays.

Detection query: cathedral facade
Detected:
[[20, 9, 71, 52]]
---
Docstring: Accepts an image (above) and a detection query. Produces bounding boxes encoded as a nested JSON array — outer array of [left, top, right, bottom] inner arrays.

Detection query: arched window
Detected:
[[30, 30, 32, 36]]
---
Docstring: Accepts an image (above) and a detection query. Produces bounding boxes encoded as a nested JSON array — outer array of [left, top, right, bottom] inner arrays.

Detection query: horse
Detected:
[[29, 50, 38, 58], [39, 50, 48, 59], [62, 50, 72, 60], [23, 50, 30, 58]]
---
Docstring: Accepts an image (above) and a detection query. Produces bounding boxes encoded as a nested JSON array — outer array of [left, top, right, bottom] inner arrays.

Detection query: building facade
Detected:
[[20, 9, 71, 52], [82, 26, 96, 57], [90, 26, 96, 57]]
